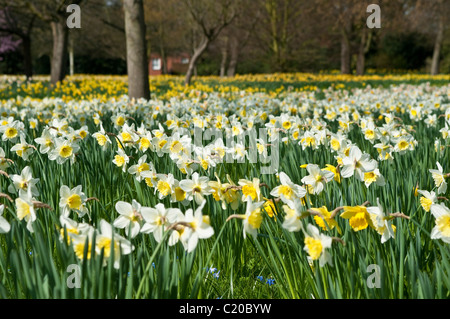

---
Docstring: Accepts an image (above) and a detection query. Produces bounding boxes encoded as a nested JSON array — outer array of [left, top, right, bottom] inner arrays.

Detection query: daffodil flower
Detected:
[[59, 215, 94, 244], [429, 162, 447, 194], [59, 185, 89, 218], [340, 146, 377, 181], [10, 135, 35, 161], [113, 199, 144, 238], [238, 178, 262, 202], [180, 200, 214, 252], [0, 204, 10, 234], [340, 205, 374, 232], [128, 155, 151, 182], [34, 128, 55, 154], [303, 224, 333, 267], [15, 188, 36, 233], [112, 148, 129, 172], [270, 171, 306, 203], [430, 203, 450, 244], [140, 203, 183, 244], [301, 164, 335, 195], [310, 206, 342, 234], [8, 165, 40, 197], [96, 219, 134, 269], [281, 197, 304, 232], [366, 198, 395, 243], [0, 120, 23, 142], [417, 190, 437, 212], [48, 137, 80, 164], [179, 172, 213, 205], [92, 124, 111, 150]]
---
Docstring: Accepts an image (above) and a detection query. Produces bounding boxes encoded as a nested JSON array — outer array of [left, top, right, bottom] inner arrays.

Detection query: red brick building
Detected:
[[149, 53, 190, 76]]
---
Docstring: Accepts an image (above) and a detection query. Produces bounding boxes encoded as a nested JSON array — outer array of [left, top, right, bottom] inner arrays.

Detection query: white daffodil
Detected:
[[340, 145, 377, 181], [48, 118, 69, 136], [180, 200, 214, 252], [241, 196, 265, 240], [270, 171, 306, 203], [113, 199, 144, 238], [0, 120, 23, 142], [154, 173, 176, 200], [70, 231, 96, 261], [127, 154, 150, 182], [10, 135, 35, 161], [392, 135, 415, 154], [238, 177, 262, 202], [59, 215, 94, 243], [430, 203, 450, 244], [281, 197, 304, 232], [112, 147, 130, 172], [300, 130, 318, 150], [75, 125, 89, 140], [8, 165, 40, 197], [15, 188, 36, 233], [0, 147, 11, 171], [152, 134, 169, 157], [303, 224, 333, 267], [48, 137, 80, 164], [118, 123, 139, 147], [301, 164, 335, 195], [140, 203, 183, 245], [229, 141, 247, 161], [366, 198, 395, 244], [140, 162, 158, 188], [328, 132, 348, 152], [363, 168, 385, 188], [92, 124, 111, 150], [429, 162, 447, 194], [0, 204, 10, 233], [374, 142, 394, 162], [111, 113, 127, 128], [362, 121, 377, 144], [417, 190, 437, 212], [96, 219, 135, 269], [34, 128, 55, 154], [138, 130, 153, 152], [59, 185, 89, 217], [179, 172, 213, 205], [211, 137, 228, 161], [162, 132, 189, 157]]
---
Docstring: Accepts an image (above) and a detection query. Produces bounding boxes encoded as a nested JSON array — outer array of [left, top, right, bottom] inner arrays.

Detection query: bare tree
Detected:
[[182, 0, 238, 85], [403, 0, 449, 74], [0, 4, 36, 79], [427, 0, 448, 75], [221, 2, 259, 77], [19, 0, 83, 84], [123, 0, 150, 100]]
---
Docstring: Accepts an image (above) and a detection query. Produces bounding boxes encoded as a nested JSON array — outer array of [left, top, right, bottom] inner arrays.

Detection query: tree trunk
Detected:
[[22, 35, 33, 80], [219, 37, 228, 78], [50, 20, 68, 85], [69, 35, 74, 76], [185, 37, 209, 86], [340, 26, 351, 75], [356, 28, 372, 76], [227, 35, 239, 77], [123, 0, 150, 100], [431, 16, 444, 75]]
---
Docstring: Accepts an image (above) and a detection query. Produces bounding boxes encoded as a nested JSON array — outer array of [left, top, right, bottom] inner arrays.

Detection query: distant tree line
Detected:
[[0, 0, 448, 94]]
